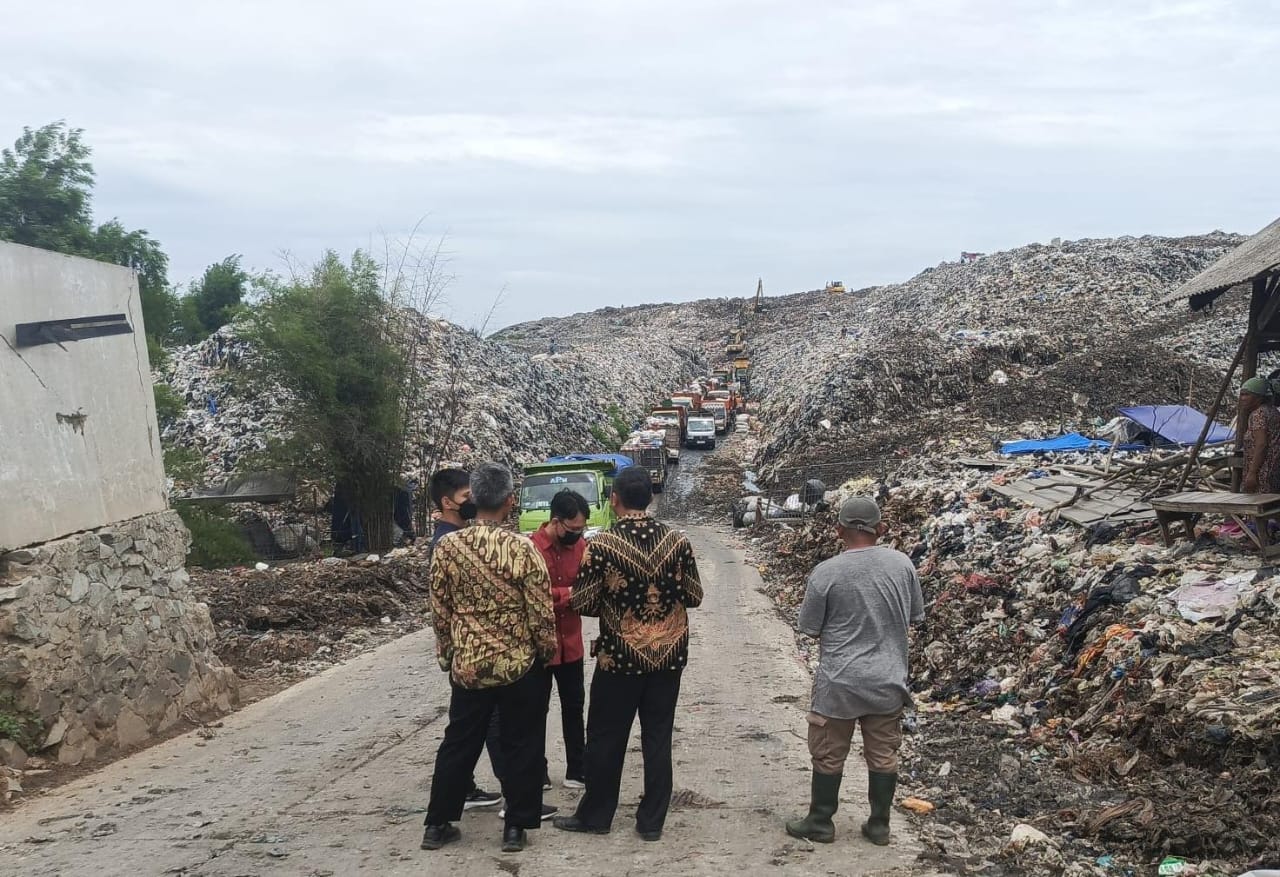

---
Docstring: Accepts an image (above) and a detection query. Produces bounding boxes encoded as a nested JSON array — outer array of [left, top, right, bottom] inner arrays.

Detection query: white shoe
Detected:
[[499, 804, 558, 821], [563, 777, 586, 790]]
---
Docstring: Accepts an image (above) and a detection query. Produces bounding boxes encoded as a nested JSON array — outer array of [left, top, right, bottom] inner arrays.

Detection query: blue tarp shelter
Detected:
[[544, 454, 635, 477], [1117, 405, 1235, 446], [1000, 433, 1112, 455]]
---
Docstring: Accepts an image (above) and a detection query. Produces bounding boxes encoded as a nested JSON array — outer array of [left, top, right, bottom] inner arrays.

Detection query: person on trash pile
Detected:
[[553, 466, 702, 843], [1238, 376, 1280, 494], [422, 462, 558, 854], [529, 489, 590, 791], [786, 496, 924, 847]]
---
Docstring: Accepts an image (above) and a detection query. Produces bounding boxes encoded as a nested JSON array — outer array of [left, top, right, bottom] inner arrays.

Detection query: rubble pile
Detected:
[[158, 315, 704, 486], [749, 453, 1279, 874], [188, 548, 432, 682]]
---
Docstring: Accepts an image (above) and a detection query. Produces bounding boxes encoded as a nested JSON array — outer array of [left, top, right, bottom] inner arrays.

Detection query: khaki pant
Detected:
[[806, 710, 902, 775]]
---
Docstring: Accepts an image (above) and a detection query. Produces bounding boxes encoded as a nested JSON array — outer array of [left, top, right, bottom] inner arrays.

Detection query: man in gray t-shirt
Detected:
[[786, 497, 924, 847]]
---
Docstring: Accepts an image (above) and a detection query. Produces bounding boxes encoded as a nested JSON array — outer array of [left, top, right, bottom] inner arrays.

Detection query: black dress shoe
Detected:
[[502, 826, 527, 852], [421, 823, 461, 850], [552, 815, 610, 835], [637, 827, 662, 842]]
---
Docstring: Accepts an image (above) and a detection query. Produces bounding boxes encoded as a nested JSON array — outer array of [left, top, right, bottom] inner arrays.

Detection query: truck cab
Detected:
[[701, 400, 729, 434], [518, 456, 630, 535], [685, 415, 717, 450]]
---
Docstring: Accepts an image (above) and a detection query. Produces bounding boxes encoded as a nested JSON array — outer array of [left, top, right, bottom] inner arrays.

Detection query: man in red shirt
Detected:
[[529, 490, 589, 789]]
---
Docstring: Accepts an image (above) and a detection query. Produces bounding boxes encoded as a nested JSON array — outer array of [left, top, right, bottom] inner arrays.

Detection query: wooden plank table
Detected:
[[1150, 490, 1280, 556]]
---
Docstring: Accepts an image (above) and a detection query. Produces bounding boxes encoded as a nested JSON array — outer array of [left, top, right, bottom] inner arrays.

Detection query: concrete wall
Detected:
[[0, 242, 167, 549]]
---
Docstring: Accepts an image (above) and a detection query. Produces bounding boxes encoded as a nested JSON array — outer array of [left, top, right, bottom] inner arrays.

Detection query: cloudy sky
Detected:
[[3, 0, 1277, 328]]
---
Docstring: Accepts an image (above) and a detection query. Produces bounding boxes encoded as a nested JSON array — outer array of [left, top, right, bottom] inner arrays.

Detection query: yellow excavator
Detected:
[[753, 277, 765, 313], [825, 280, 846, 294]]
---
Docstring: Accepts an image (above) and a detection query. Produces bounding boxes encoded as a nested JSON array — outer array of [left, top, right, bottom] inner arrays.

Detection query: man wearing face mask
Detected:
[[529, 490, 590, 790], [429, 468, 477, 548]]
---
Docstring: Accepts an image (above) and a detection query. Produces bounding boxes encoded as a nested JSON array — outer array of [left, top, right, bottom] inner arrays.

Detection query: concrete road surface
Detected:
[[0, 525, 924, 876]]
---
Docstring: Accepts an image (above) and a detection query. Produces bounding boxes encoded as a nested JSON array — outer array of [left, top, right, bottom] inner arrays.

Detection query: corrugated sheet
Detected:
[[1159, 216, 1280, 307]]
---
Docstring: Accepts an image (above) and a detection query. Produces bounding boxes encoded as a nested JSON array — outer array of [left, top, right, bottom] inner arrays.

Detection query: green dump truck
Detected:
[[518, 455, 633, 535]]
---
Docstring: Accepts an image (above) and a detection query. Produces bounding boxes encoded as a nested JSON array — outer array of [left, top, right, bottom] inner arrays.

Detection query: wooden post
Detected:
[[1176, 335, 1246, 492], [1243, 275, 1268, 380]]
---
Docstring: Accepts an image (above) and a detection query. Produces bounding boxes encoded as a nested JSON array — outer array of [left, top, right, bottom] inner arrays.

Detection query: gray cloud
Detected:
[[3, 0, 1277, 328]]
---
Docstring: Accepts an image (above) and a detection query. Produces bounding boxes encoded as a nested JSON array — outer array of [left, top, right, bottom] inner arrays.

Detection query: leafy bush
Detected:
[[153, 383, 184, 428], [175, 503, 255, 569], [0, 691, 39, 749]]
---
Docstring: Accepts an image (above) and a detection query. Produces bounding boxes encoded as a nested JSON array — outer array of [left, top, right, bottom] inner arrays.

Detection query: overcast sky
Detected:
[[3, 0, 1277, 329]]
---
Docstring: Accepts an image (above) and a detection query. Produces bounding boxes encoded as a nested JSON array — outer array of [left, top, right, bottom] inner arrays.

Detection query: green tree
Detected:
[[0, 122, 94, 253], [0, 122, 177, 357], [178, 255, 248, 342], [92, 218, 175, 343], [243, 251, 408, 549]]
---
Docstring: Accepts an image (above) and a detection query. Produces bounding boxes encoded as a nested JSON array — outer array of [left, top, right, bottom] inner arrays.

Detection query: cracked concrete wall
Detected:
[[0, 241, 167, 549]]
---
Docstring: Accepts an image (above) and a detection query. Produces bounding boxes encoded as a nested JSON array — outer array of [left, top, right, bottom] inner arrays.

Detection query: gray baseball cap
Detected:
[[837, 496, 881, 533]]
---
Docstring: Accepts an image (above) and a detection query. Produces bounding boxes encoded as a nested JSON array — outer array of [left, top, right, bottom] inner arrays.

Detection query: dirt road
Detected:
[[0, 523, 923, 876]]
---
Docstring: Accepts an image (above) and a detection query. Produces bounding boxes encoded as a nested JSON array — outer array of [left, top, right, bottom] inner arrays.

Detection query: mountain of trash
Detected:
[[157, 313, 704, 487]]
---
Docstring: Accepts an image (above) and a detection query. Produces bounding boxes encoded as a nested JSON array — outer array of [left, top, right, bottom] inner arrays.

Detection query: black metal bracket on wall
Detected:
[[14, 313, 134, 349]]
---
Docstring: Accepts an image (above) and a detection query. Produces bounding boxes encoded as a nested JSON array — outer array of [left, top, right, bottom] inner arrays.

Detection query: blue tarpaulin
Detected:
[[543, 454, 635, 476], [1117, 405, 1234, 446], [1001, 433, 1112, 455]]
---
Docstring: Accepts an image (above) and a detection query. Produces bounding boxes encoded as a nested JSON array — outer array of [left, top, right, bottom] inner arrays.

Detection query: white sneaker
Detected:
[[563, 777, 586, 790], [498, 804, 558, 821]]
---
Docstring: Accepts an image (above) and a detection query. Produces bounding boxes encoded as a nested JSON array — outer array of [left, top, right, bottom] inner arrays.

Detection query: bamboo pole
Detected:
[[1176, 335, 1247, 493]]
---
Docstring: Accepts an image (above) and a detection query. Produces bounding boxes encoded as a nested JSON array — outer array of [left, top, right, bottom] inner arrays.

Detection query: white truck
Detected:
[[685, 415, 717, 450]]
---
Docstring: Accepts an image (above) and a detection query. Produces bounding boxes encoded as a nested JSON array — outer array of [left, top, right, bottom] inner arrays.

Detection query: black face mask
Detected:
[[457, 501, 478, 521], [558, 529, 583, 546]]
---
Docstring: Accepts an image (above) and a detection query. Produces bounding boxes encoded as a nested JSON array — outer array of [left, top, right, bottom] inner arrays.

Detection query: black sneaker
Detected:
[[498, 803, 558, 821], [464, 788, 501, 810], [421, 823, 461, 850]]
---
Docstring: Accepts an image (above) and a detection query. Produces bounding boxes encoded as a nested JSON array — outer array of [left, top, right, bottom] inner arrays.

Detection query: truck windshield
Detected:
[[521, 473, 599, 509]]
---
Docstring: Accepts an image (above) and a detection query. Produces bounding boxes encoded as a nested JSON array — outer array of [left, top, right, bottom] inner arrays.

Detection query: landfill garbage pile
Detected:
[[158, 314, 704, 487], [745, 233, 1245, 476], [187, 548, 432, 685], [748, 454, 1279, 876]]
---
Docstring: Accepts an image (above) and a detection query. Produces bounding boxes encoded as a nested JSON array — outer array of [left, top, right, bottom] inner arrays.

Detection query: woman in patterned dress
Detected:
[[1239, 376, 1280, 494]]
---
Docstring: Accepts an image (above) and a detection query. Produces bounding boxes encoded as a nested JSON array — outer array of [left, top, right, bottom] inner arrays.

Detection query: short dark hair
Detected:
[[612, 467, 652, 512], [429, 468, 469, 510], [551, 490, 590, 522], [471, 462, 515, 512]]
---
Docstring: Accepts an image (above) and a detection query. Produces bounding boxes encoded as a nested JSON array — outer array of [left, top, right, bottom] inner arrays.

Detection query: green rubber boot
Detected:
[[861, 771, 897, 845], [785, 772, 842, 843]]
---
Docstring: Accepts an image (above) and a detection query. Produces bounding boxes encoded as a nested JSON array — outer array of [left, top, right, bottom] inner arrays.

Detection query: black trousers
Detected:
[[573, 668, 682, 833], [426, 665, 547, 830], [468, 709, 505, 790], [544, 659, 586, 779]]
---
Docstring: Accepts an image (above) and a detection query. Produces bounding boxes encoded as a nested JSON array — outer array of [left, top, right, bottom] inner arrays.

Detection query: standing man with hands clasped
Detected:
[[421, 463, 557, 854], [530, 489, 591, 789], [554, 466, 702, 842], [786, 496, 924, 847]]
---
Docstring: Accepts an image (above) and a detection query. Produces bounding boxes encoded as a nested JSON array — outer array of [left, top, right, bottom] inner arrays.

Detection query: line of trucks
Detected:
[[516, 366, 750, 537]]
